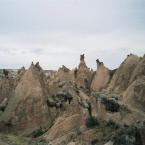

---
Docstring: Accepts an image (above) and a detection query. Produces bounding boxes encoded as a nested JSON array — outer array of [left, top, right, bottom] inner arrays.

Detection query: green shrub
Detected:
[[110, 126, 137, 145], [106, 120, 120, 129], [86, 116, 99, 128], [91, 139, 98, 145], [0, 106, 6, 112], [32, 127, 45, 138], [101, 98, 120, 112]]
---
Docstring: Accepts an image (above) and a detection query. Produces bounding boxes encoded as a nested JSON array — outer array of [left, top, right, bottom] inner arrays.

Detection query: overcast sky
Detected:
[[0, 0, 145, 70]]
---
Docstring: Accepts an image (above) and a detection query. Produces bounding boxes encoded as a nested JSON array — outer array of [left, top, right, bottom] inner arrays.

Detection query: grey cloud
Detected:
[[29, 48, 46, 55], [0, 0, 145, 69], [0, 48, 18, 55]]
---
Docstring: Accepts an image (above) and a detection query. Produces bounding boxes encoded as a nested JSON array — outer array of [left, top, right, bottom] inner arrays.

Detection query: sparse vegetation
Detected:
[[101, 97, 120, 112], [0, 133, 49, 145], [106, 120, 120, 129], [0, 106, 6, 112], [32, 127, 47, 138], [91, 139, 98, 145], [86, 116, 99, 128], [47, 91, 73, 108], [109, 125, 140, 145]]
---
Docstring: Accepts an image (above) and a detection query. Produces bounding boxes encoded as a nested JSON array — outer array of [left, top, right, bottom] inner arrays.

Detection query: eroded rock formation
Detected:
[[75, 54, 92, 89], [0, 53, 145, 145], [0, 73, 15, 104], [0, 62, 52, 135], [123, 76, 145, 111], [91, 59, 111, 91], [108, 54, 140, 94]]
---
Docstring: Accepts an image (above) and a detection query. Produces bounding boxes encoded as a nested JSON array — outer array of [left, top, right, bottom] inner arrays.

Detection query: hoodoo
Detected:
[[91, 59, 111, 91], [75, 54, 92, 89]]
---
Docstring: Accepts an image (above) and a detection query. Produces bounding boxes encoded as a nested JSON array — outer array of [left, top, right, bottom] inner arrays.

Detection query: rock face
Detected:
[[123, 76, 145, 111], [75, 54, 92, 89], [108, 54, 140, 94], [16, 66, 26, 83], [129, 55, 145, 84], [47, 65, 74, 94], [57, 65, 74, 82], [0, 77, 15, 103], [44, 114, 82, 141], [91, 59, 111, 91], [121, 55, 145, 111], [0, 62, 52, 135]]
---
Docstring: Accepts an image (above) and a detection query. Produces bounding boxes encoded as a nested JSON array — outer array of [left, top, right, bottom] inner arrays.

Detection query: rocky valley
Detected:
[[0, 54, 145, 145]]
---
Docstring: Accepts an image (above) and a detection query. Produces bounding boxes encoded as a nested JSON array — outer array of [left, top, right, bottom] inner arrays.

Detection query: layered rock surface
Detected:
[[123, 76, 145, 111], [108, 54, 140, 94], [129, 55, 145, 84], [0, 62, 52, 135]]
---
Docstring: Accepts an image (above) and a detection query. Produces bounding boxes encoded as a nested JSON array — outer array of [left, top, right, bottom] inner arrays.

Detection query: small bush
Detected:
[[0, 106, 6, 112], [91, 139, 98, 145], [101, 98, 120, 112], [32, 127, 45, 138], [86, 116, 99, 128], [106, 120, 120, 129], [110, 126, 137, 145]]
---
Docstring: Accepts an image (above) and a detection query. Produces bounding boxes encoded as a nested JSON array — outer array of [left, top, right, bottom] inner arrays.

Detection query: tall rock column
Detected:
[[91, 59, 111, 91], [75, 54, 92, 89]]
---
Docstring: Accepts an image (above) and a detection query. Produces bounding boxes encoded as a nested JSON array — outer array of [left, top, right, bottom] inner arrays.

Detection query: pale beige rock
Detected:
[[49, 132, 78, 145], [57, 65, 74, 82], [0, 77, 15, 103], [47, 65, 74, 94], [123, 76, 145, 111], [104, 141, 114, 145], [16, 66, 26, 82], [76, 54, 92, 89], [91, 59, 111, 91], [44, 114, 82, 141], [129, 55, 145, 84], [67, 142, 77, 145], [0, 62, 52, 135], [108, 54, 140, 94], [82, 129, 103, 143]]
